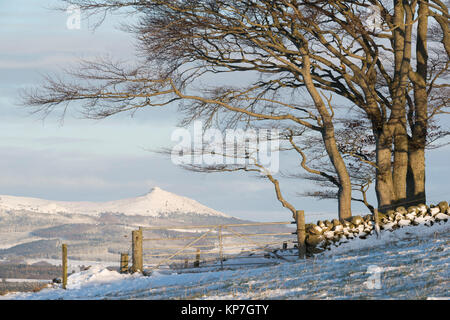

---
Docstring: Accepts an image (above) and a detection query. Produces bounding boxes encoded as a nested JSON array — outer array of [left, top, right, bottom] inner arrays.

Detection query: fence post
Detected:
[[219, 226, 224, 270], [373, 208, 381, 239], [296, 210, 306, 259], [194, 249, 200, 268], [62, 244, 68, 289], [120, 253, 129, 274], [131, 228, 143, 273]]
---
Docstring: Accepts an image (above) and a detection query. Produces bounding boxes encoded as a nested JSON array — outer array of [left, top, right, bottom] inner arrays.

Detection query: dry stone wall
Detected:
[[305, 201, 450, 255]]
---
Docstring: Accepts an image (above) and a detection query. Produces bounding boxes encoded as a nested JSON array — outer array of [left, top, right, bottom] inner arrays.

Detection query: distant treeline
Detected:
[[0, 264, 61, 280]]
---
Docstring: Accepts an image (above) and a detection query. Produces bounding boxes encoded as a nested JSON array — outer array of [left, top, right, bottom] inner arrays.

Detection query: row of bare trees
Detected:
[[23, 0, 449, 221]]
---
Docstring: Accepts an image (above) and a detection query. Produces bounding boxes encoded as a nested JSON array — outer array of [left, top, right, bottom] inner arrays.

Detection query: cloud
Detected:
[[0, 54, 84, 70], [0, 146, 152, 199], [0, 175, 142, 191], [32, 136, 104, 146]]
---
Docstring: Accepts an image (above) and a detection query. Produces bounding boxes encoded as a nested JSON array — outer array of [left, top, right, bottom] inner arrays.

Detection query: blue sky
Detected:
[[0, 1, 449, 222]]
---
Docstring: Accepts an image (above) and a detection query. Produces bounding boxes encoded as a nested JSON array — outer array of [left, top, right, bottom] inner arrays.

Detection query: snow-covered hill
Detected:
[[0, 188, 254, 262], [0, 187, 229, 217]]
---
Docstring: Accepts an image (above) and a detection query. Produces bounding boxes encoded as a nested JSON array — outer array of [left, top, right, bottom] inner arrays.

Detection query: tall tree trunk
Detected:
[[375, 125, 396, 212], [300, 51, 352, 220], [337, 185, 352, 220], [322, 125, 353, 220], [407, 0, 428, 206], [407, 146, 426, 205], [392, 121, 408, 203], [390, 0, 413, 207]]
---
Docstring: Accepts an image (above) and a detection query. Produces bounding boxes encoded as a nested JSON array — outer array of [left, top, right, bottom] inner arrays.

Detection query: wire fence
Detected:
[[137, 221, 297, 272]]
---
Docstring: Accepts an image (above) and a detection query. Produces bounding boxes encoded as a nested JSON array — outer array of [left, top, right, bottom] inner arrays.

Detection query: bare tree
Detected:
[[23, 1, 358, 219], [22, 0, 449, 217]]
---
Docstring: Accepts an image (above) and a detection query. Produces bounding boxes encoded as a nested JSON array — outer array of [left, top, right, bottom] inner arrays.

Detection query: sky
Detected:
[[0, 1, 449, 223]]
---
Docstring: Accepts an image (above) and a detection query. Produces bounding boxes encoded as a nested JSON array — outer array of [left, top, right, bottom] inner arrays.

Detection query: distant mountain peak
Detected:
[[144, 186, 171, 198], [0, 189, 229, 218], [149, 186, 162, 193]]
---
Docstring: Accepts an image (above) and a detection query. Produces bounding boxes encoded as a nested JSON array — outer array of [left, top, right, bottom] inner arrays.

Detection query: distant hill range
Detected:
[[0, 187, 229, 217], [0, 188, 289, 264]]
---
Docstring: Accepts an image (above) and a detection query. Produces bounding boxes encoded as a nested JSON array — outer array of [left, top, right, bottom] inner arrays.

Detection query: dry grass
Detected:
[[0, 281, 51, 296]]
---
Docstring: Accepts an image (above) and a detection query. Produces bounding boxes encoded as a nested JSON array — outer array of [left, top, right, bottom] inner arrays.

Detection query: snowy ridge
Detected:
[[0, 187, 229, 218]]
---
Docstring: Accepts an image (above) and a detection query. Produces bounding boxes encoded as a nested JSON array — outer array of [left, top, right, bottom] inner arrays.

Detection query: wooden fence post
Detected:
[[218, 226, 224, 270], [373, 208, 381, 239], [131, 228, 143, 273], [194, 249, 200, 268], [62, 244, 67, 289], [296, 210, 306, 259], [120, 253, 129, 274]]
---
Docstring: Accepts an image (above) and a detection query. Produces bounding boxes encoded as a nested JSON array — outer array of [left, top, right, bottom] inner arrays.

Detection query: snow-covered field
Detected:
[[3, 221, 448, 300]]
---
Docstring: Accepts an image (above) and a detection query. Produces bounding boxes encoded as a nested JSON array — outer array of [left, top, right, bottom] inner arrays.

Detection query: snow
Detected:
[[2, 279, 51, 283], [65, 266, 139, 289], [430, 207, 440, 215], [398, 219, 411, 227], [435, 213, 450, 221], [382, 222, 396, 230], [323, 231, 334, 239], [3, 221, 449, 300], [0, 187, 229, 218]]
